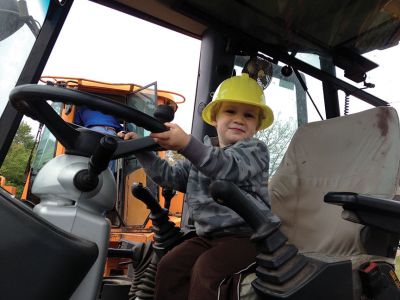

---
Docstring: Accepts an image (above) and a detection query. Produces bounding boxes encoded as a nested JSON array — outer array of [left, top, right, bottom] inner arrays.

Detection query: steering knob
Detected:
[[131, 182, 163, 214], [73, 136, 117, 192], [154, 105, 174, 123], [162, 187, 176, 211]]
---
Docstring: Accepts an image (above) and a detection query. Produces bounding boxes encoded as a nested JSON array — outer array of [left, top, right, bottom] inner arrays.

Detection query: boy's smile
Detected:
[[212, 101, 260, 148]]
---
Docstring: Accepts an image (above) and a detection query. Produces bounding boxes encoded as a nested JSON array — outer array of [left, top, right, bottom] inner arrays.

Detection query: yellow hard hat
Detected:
[[201, 73, 274, 130]]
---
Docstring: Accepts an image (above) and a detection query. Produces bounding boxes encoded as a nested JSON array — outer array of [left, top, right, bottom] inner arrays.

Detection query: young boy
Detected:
[[119, 73, 279, 300]]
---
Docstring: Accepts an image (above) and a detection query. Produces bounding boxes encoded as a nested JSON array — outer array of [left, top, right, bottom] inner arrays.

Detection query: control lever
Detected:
[[131, 182, 183, 252], [209, 180, 282, 243], [130, 182, 184, 299], [162, 187, 176, 211], [131, 182, 163, 214], [74, 136, 117, 192], [209, 180, 311, 297]]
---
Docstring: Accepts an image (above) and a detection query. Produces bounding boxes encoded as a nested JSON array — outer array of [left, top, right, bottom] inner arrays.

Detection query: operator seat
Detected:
[[271, 106, 400, 255], [240, 106, 400, 299], [0, 188, 99, 300]]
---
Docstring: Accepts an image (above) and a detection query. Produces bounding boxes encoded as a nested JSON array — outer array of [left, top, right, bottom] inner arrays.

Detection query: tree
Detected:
[[164, 150, 185, 165], [255, 114, 297, 176], [0, 122, 36, 197]]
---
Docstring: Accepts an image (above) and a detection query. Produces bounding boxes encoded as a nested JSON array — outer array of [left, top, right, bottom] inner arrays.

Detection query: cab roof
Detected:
[[98, 0, 400, 82]]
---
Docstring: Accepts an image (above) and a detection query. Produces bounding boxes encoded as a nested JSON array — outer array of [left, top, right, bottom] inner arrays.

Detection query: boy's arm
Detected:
[[180, 136, 269, 182], [135, 151, 191, 193], [118, 130, 190, 192]]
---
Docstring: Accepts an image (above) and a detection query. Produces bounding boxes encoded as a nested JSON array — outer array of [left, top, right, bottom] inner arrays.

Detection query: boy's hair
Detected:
[[210, 102, 222, 123]]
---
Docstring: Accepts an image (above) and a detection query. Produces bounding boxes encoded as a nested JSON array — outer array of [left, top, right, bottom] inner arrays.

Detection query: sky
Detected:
[[356, 46, 400, 107]]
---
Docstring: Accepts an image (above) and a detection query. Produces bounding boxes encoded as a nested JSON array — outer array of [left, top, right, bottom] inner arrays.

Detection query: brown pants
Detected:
[[154, 234, 257, 300]]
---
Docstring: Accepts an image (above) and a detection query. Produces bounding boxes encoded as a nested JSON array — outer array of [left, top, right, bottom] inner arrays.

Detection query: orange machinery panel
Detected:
[[0, 176, 17, 196]]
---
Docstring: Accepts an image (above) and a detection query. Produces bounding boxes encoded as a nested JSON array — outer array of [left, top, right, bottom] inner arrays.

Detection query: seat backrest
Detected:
[[270, 106, 400, 256]]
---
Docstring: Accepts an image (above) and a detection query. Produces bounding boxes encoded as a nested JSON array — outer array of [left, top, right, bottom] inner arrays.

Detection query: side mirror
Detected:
[[0, 0, 24, 41], [0, 0, 40, 41]]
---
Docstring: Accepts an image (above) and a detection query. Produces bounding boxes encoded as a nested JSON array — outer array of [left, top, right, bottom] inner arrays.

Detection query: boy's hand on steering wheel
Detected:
[[150, 123, 190, 151]]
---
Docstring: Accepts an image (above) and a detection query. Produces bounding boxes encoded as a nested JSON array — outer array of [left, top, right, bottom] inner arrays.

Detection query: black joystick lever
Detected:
[[209, 180, 316, 298], [162, 187, 176, 211], [131, 182, 163, 214], [210, 180, 283, 245], [131, 182, 183, 252], [130, 183, 185, 299], [74, 136, 117, 192]]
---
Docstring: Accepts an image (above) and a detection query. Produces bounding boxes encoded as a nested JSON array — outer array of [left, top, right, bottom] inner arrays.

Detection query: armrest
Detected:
[[324, 192, 400, 234]]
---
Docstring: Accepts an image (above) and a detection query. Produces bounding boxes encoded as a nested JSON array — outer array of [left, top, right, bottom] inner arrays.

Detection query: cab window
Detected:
[[235, 53, 325, 175], [0, 0, 49, 116]]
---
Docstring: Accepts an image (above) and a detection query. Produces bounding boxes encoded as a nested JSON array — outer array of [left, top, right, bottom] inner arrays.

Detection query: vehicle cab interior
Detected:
[[0, 0, 400, 299]]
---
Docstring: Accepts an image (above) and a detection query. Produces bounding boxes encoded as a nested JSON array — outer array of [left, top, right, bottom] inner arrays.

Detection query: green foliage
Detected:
[[12, 122, 35, 149], [165, 150, 185, 165], [0, 122, 35, 197]]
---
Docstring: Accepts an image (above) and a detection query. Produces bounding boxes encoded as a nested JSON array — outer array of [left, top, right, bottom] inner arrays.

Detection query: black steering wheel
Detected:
[[9, 84, 169, 159]]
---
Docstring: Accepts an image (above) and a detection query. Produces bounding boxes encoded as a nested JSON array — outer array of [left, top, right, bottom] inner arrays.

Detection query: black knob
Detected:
[[281, 65, 293, 77], [131, 182, 162, 214], [162, 187, 176, 210], [154, 105, 174, 123]]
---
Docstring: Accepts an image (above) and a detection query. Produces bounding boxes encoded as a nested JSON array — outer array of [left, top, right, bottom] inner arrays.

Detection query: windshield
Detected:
[[126, 82, 157, 138], [0, 0, 49, 116], [42, 0, 200, 135], [293, 48, 400, 117], [30, 103, 62, 177]]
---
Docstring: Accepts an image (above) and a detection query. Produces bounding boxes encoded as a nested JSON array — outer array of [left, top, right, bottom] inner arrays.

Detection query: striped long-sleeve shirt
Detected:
[[135, 135, 280, 237]]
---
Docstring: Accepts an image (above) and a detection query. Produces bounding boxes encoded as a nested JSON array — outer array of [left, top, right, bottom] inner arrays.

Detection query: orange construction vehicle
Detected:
[[0, 176, 16, 196]]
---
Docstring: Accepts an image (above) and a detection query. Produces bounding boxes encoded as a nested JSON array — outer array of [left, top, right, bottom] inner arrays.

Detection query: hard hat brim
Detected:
[[201, 98, 274, 131]]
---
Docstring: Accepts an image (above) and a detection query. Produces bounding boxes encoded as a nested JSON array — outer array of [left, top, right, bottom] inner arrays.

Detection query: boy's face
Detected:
[[212, 101, 260, 148]]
